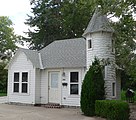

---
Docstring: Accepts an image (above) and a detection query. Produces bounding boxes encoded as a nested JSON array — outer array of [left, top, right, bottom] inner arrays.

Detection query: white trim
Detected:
[[38, 52, 43, 69], [68, 69, 81, 97], [12, 71, 30, 95]]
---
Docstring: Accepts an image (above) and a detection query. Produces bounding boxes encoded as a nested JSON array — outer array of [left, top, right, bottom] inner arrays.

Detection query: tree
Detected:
[[25, 0, 93, 50], [80, 58, 105, 116], [0, 16, 19, 92], [25, 0, 136, 87]]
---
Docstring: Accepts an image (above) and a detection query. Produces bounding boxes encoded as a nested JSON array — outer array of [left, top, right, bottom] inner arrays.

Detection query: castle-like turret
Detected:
[[83, 8, 120, 99]]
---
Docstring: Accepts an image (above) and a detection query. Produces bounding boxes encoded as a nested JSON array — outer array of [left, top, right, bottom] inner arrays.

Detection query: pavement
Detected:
[[0, 104, 105, 120], [0, 97, 7, 103]]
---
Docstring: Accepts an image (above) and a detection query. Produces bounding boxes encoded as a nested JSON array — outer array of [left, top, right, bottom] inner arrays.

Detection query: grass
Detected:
[[0, 92, 7, 97], [121, 90, 136, 101]]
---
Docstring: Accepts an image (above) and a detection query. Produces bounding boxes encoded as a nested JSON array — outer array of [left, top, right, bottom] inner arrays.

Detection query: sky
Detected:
[[0, 0, 31, 37]]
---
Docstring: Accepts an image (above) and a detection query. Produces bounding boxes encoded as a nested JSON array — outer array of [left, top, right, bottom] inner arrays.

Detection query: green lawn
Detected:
[[121, 90, 136, 101], [0, 92, 7, 97]]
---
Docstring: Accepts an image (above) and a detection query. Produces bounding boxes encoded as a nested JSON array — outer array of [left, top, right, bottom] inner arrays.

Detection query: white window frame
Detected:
[[13, 71, 29, 94], [69, 71, 79, 95]]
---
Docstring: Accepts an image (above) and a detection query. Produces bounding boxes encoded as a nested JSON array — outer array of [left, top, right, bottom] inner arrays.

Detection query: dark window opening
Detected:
[[14, 72, 19, 82], [88, 39, 92, 49], [70, 72, 79, 95], [14, 83, 19, 92], [112, 82, 116, 96], [22, 83, 28, 93], [70, 72, 78, 82], [22, 72, 28, 82]]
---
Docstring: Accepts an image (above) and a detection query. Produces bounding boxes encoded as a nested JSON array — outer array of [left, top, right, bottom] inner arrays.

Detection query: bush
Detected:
[[95, 100, 130, 120], [80, 58, 105, 116], [121, 90, 136, 101]]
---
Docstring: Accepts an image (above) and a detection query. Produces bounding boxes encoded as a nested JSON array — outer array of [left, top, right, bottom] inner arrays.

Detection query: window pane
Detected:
[[70, 72, 78, 82], [112, 83, 115, 96], [88, 39, 92, 48], [70, 84, 78, 95], [22, 83, 27, 93], [51, 73, 58, 88], [22, 72, 28, 82], [14, 73, 19, 82], [14, 83, 19, 92]]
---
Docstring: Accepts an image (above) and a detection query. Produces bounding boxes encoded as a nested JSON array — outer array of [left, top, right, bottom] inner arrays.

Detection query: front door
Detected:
[[48, 71, 60, 103]]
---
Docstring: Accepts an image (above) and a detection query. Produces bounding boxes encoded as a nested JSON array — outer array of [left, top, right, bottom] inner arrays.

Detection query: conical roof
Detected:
[[82, 8, 114, 37]]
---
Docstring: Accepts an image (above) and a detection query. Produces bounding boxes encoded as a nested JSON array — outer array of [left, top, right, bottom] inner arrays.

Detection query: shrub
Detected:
[[80, 58, 105, 116], [95, 100, 130, 120], [121, 90, 136, 101]]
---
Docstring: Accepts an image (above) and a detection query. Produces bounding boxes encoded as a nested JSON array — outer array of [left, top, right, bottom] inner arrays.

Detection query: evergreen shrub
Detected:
[[80, 58, 105, 116], [95, 100, 130, 120]]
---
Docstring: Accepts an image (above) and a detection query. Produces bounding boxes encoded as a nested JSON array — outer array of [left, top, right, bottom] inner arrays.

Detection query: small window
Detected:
[[13, 72, 19, 92], [112, 39, 115, 52], [14, 72, 19, 82], [70, 84, 78, 94], [22, 72, 28, 82], [22, 83, 28, 93], [70, 72, 78, 82], [88, 39, 92, 49], [112, 82, 116, 96], [70, 72, 79, 95], [22, 72, 28, 93]]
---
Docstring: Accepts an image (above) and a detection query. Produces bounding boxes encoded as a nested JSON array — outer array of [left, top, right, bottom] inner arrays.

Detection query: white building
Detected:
[[7, 9, 121, 106]]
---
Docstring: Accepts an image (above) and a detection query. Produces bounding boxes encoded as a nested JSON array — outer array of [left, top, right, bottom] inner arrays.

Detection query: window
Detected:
[[88, 39, 92, 49], [70, 72, 79, 95], [103, 66, 107, 79], [112, 39, 115, 53], [13, 72, 28, 94], [112, 82, 116, 96], [22, 72, 28, 93], [13, 72, 19, 92], [51, 72, 58, 88]]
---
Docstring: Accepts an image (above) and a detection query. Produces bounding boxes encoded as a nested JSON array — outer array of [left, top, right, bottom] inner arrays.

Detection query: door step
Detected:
[[41, 103, 62, 108]]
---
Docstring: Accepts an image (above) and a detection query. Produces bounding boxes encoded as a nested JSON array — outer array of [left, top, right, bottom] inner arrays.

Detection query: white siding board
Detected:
[[35, 69, 41, 104], [40, 70, 48, 104], [86, 32, 117, 99], [8, 52, 36, 104]]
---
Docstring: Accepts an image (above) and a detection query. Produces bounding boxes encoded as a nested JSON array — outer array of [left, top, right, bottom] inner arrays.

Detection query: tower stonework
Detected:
[[83, 9, 120, 99]]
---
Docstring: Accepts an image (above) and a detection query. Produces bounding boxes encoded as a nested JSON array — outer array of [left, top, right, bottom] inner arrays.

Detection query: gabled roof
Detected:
[[82, 8, 114, 37], [20, 48, 41, 68], [40, 38, 86, 68], [10, 38, 86, 69]]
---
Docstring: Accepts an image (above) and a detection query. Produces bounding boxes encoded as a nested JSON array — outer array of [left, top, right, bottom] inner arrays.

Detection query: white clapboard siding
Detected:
[[85, 32, 117, 99], [7, 51, 36, 104], [35, 69, 41, 104], [61, 68, 85, 106]]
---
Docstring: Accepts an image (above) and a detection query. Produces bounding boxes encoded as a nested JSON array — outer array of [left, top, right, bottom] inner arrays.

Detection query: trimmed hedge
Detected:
[[95, 100, 130, 120]]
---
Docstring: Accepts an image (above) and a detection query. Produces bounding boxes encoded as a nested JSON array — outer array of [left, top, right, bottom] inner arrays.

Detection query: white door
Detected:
[[48, 71, 60, 103]]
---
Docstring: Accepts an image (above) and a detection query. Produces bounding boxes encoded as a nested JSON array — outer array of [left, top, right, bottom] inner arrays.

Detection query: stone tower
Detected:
[[83, 9, 120, 99]]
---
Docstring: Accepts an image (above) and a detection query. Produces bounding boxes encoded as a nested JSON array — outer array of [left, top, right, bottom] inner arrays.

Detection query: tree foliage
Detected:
[[0, 16, 19, 92], [80, 58, 105, 116], [0, 16, 18, 56], [25, 0, 136, 87]]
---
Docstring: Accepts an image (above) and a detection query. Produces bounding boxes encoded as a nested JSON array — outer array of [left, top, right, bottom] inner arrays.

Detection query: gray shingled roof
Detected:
[[40, 38, 86, 68], [19, 38, 86, 69], [19, 48, 41, 68], [82, 9, 114, 37]]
